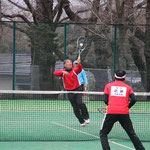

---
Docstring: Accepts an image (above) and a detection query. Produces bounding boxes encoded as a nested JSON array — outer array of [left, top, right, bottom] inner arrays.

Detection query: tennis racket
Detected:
[[97, 107, 106, 115], [77, 36, 87, 59]]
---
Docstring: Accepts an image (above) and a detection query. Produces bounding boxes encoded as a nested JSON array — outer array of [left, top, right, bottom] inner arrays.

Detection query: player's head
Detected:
[[115, 70, 126, 81], [64, 59, 72, 70], [73, 60, 78, 68]]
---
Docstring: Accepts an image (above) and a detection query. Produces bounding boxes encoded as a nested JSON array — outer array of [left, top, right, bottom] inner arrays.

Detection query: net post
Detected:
[[12, 21, 16, 90]]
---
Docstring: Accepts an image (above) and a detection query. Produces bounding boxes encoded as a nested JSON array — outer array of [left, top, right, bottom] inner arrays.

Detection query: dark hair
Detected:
[[115, 70, 126, 81], [64, 59, 72, 64]]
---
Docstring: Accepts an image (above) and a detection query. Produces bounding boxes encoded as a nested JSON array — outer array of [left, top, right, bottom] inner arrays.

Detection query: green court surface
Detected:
[[0, 140, 150, 150], [0, 99, 149, 141], [0, 98, 150, 150]]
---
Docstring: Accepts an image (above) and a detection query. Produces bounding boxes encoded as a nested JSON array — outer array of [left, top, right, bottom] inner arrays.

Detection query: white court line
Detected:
[[51, 121, 135, 150]]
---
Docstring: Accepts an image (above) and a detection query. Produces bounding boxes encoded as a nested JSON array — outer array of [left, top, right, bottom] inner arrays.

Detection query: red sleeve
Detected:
[[73, 64, 82, 75], [104, 84, 109, 95], [53, 69, 64, 77]]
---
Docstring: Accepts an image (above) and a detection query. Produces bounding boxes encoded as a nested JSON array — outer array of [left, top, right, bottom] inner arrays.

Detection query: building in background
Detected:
[[0, 54, 39, 90]]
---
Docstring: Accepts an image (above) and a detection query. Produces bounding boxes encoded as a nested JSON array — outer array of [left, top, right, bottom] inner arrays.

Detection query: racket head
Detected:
[[97, 107, 107, 114], [77, 36, 87, 58]]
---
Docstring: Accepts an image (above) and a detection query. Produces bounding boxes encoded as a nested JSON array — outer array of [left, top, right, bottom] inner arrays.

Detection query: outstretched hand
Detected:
[[84, 85, 87, 91], [63, 71, 70, 76], [77, 58, 81, 64]]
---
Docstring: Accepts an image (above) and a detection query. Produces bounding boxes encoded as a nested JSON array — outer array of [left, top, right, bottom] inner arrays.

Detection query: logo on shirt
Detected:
[[111, 86, 127, 97]]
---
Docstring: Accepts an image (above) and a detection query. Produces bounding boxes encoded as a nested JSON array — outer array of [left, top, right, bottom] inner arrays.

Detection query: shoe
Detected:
[[80, 123, 85, 127], [85, 119, 90, 124]]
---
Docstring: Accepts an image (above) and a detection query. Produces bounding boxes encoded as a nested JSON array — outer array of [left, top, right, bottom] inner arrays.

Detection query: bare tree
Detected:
[[144, 0, 150, 91], [0, 0, 1, 20], [1, 0, 70, 91], [1, 0, 150, 91], [0, 0, 3, 48], [1, 0, 101, 90]]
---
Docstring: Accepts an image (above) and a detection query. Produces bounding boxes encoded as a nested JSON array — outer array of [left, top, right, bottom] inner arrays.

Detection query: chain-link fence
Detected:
[[0, 22, 148, 91]]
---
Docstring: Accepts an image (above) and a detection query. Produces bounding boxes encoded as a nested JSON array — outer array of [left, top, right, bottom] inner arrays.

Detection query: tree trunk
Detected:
[[144, 0, 150, 92], [115, 0, 134, 70], [0, 0, 1, 20], [144, 24, 150, 92], [117, 25, 127, 69], [129, 37, 147, 90], [29, 24, 60, 91], [29, 0, 60, 91], [0, 0, 2, 42]]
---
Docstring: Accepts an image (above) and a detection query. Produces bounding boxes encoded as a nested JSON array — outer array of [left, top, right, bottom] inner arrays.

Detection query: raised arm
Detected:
[[73, 59, 82, 74], [74, 64, 82, 74]]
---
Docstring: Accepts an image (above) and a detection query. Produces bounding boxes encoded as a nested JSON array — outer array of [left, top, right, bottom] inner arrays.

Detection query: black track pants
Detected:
[[100, 114, 145, 150], [68, 88, 89, 124]]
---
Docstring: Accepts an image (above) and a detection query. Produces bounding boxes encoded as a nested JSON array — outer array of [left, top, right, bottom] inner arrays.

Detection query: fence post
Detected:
[[63, 23, 67, 95], [113, 24, 117, 75], [12, 21, 16, 90], [64, 23, 67, 60]]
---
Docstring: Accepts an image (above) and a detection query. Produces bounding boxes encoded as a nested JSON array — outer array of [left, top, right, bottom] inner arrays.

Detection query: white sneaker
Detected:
[[85, 119, 90, 124], [80, 123, 85, 127]]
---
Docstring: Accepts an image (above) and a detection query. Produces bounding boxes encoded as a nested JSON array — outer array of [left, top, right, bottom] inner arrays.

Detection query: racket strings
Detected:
[[77, 37, 87, 59]]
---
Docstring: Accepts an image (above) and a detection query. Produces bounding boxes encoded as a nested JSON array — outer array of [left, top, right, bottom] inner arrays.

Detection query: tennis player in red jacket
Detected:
[[100, 70, 145, 150], [53, 59, 89, 127]]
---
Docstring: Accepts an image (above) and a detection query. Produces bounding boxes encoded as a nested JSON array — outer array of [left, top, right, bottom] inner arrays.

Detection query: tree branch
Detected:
[[135, 0, 146, 9], [53, 3, 59, 18], [8, 0, 29, 11], [2, 22, 27, 34], [39, 0, 53, 22], [60, 8, 90, 22], [2, 13, 31, 26], [115, 0, 125, 23], [23, 0, 34, 13], [23, 0, 37, 24], [63, 0, 82, 22], [134, 27, 145, 43], [81, 0, 106, 24], [54, 8, 62, 23], [54, 0, 65, 23], [88, 0, 101, 23]]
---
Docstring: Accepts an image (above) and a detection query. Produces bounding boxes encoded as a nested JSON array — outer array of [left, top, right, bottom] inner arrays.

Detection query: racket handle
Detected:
[[78, 55, 80, 59], [84, 85, 87, 91]]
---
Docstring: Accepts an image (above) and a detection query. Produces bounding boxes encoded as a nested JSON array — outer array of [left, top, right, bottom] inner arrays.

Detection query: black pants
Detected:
[[68, 86, 89, 124], [100, 114, 145, 150]]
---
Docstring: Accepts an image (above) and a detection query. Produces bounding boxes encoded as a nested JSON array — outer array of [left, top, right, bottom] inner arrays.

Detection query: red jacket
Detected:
[[53, 64, 82, 90], [104, 80, 134, 114]]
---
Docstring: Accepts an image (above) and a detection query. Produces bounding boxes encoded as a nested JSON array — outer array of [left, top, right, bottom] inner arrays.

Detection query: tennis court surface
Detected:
[[0, 90, 150, 149]]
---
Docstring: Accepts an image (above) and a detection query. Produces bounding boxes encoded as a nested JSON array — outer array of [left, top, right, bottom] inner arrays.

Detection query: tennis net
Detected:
[[0, 90, 149, 141]]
